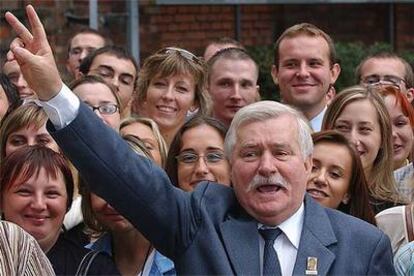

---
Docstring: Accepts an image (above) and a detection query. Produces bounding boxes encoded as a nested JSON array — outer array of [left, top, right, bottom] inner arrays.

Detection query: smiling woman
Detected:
[[133, 47, 211, 146], [165, 115, 230, 191], [307, 130, 375, 224], [0, 146, 119, 275], [0, 103, 59, 160], [322, 85, 406, 213]]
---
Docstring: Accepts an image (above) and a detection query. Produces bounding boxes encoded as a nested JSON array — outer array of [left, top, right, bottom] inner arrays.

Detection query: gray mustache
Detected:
[[246, 174, 288, 192]]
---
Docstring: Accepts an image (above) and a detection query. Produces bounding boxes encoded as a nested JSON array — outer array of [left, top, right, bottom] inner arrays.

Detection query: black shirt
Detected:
[[47, 233, 120, 275]]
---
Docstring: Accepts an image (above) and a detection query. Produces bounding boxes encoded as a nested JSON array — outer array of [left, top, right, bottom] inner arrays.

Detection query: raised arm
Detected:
[[5, 6, 202, 259], [5, 5, 61, 100]]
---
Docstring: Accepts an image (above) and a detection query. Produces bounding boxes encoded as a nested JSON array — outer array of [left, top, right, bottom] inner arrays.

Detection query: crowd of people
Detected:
[[1, 4, 414, 275]]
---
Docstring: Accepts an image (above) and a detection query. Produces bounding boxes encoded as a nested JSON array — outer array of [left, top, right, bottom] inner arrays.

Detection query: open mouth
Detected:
[[393, 144, 403, 152], [307, 188, 328, 198], [256, 184, 282, 193]]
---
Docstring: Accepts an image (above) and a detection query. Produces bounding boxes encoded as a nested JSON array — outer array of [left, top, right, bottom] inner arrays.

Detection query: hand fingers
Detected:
[[26, 5, 47, 43], [7, 37, 25, 61], [6, 50, 15, 61], [5, 11, 33, 44], [11, 46, 34, 67], [10, 37, 25, 49]]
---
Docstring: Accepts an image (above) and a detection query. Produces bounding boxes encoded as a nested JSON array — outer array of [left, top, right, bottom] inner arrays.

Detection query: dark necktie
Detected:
[[259, 228, 283, 276]]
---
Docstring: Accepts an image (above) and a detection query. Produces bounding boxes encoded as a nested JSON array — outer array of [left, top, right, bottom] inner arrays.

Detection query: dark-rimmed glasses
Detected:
[[86, 103, 119, 115]]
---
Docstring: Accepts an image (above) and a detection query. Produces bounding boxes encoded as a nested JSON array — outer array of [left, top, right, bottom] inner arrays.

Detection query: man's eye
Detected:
[[120, 77, 133, 86], [97, 70, 112, 78], [241, 81, 253, 89], [70, 48, 81, 55], [241, 150, 259, 161], [283, 61, 297, 68], [274, 151, 289, 160], [218, 80, 231, 88]]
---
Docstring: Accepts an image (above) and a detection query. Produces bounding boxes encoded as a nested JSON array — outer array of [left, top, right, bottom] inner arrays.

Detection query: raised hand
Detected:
[[5, 5, 62, 100]]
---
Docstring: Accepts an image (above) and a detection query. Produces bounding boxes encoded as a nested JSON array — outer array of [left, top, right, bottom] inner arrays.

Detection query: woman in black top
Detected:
[[0, 146, 119, 275]]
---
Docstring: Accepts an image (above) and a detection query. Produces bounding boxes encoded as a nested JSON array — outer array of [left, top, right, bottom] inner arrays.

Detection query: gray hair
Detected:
[[224, 101, 313, 159]]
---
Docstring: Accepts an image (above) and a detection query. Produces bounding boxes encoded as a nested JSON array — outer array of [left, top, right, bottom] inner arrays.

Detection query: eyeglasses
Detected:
[[158, 47, 203, 65], [86, 103, 119, 115], [176, 151, 225, 165], [361, 74, 406, 88]]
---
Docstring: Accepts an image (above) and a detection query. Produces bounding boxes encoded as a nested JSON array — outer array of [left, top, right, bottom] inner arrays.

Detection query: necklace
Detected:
[[139, 244, 153, 276]]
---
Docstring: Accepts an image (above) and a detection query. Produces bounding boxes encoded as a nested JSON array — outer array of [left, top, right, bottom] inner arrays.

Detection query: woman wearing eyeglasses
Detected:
[[165, 116, 231, 191], [71, 75, 122, 131], [133, 47, 211, 147]]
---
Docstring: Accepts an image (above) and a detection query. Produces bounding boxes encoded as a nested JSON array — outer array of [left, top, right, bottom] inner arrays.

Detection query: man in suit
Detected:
[[6, 6, 395, 275]]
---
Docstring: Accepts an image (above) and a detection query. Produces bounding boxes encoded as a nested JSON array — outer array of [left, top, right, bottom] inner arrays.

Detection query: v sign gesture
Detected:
[[5, 5, 62, 101]]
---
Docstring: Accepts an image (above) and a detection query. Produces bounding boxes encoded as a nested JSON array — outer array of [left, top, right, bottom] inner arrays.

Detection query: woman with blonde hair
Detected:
[[322, 85, 404, 213], [120, 116, 168, 167], [0, 103, 59, 160], [132, 47, 211, 146]]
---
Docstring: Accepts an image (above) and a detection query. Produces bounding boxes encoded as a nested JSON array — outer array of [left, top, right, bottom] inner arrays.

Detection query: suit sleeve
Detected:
[[48, 103, 200, 259], [366, 232, 396, 275]]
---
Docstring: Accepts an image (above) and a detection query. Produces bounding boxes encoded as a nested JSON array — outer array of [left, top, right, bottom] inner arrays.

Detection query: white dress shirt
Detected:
[[309, 106, 327, 132], [259, 203, 304, 276], [39, 84, 80, 128]]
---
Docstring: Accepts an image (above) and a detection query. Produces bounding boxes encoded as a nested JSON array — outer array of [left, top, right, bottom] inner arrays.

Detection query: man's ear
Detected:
[[255, 85, 261, 102], [304, 155, 313, 175], [406, 88, 414, 103], [271, 64, 279, 85], [330, 63, 341, 84]]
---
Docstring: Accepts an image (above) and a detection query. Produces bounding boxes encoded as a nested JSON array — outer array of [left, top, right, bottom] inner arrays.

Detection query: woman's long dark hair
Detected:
[[312, 130, 376, 225]]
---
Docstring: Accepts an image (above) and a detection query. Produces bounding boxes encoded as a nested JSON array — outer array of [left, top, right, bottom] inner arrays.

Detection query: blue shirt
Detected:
[[87, 233, 175, 275], [395, 241, 414, 276]]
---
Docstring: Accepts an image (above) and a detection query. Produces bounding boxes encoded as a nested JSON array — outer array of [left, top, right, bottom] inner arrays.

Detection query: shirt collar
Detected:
[[258, 202, 304, 249], [310, 106, 327, 132]]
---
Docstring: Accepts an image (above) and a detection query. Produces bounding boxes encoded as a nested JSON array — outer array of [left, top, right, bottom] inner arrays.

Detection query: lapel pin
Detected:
[[305, 257, 318, 275]]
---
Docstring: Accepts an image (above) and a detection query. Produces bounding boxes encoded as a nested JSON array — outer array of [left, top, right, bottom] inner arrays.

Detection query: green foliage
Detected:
[[335, 42, 391, 91], [248, 41, 414, 101], [247, 45, 278, 101]]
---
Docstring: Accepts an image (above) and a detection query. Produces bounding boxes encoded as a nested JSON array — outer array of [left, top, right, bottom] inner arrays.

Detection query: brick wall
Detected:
[[1, 1, 413, 72]]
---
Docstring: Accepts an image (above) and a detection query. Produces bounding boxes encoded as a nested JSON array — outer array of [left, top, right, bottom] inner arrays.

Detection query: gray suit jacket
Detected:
[[49, 103, 395, 275]]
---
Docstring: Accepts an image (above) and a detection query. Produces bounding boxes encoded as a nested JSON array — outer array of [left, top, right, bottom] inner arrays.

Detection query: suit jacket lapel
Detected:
[[220, 213, 260, 275], [293, 195, 337, 275]]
